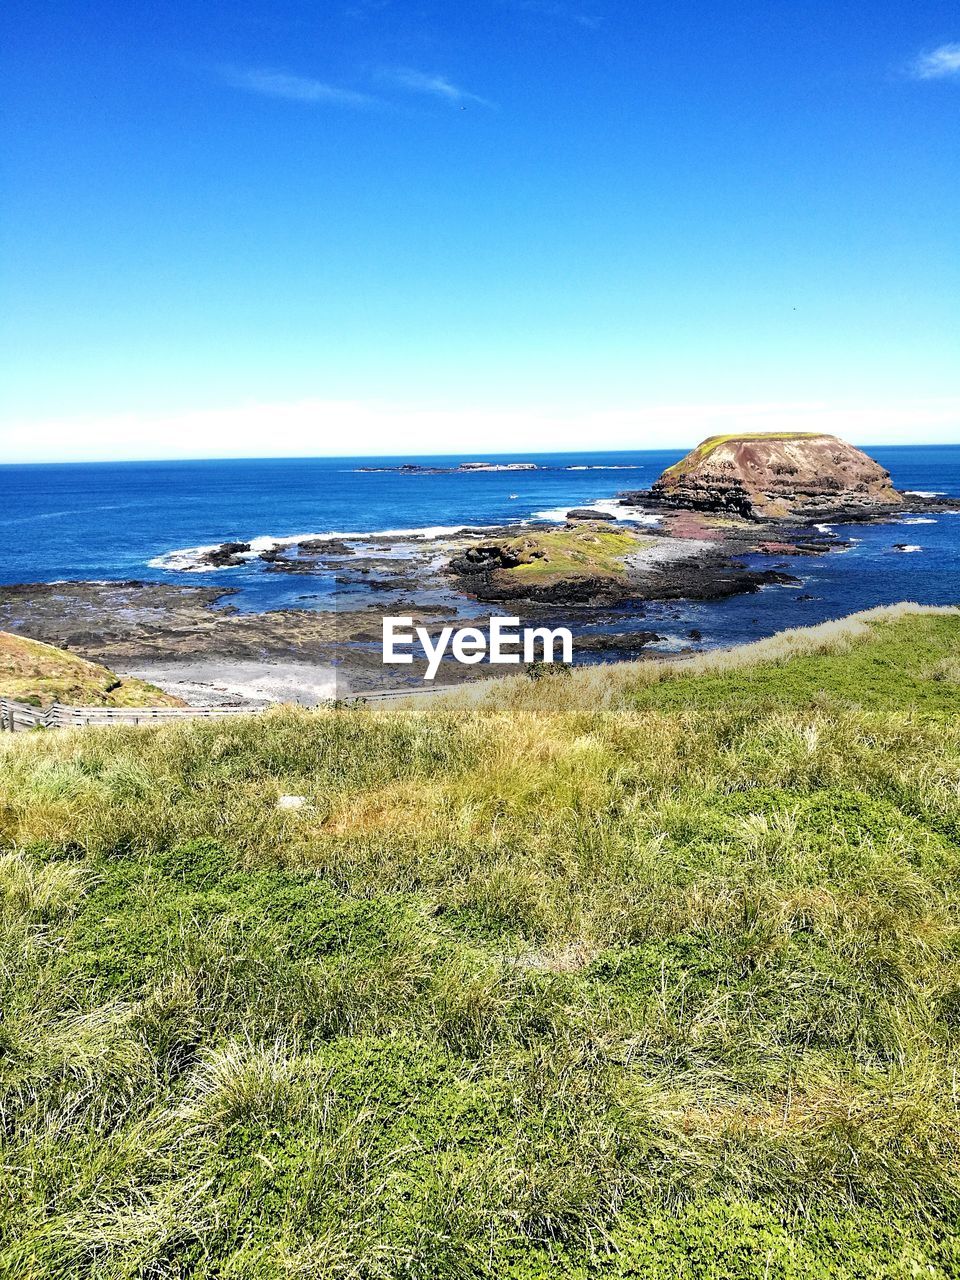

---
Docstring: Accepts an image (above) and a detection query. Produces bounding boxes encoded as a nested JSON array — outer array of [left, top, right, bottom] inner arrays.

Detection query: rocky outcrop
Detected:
[[448, 526, 638, 605], [449, 533, 559, 575], [447, 526, 801, 606], [649, 433, 903, 521], [566, 508, 617, 522], [198, 541, 252, 567]]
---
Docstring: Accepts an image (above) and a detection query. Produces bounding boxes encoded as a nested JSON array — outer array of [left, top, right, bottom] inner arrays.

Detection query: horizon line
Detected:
[[2, 440, 958, 468]]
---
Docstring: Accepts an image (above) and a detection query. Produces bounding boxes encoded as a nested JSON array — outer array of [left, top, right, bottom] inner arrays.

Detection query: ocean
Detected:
[[1, 446, 959, 653]]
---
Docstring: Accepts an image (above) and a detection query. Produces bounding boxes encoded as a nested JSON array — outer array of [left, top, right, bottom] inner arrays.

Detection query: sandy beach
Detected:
[[118, 658, 342, 707]]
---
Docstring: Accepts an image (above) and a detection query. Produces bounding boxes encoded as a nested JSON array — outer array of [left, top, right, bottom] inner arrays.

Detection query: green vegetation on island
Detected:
[[0, 630, 183, 708], [447, 523, 666, 605], [506, 524, 649, 578], [2, 604, 960, 1277]]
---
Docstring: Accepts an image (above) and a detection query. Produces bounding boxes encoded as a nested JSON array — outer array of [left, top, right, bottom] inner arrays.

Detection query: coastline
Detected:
[[2, 452, 960, 705], [99, 602, 960, 711]]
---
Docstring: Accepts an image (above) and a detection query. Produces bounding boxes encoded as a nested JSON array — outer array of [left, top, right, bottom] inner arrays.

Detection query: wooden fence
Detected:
[[0, 698, 255, 733], [0, 685, 453, 733]]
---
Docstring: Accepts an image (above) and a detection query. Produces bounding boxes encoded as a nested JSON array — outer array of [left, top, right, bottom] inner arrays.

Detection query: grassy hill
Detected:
[[2, 604, 959, 1278], [0, 630, 182, 708]]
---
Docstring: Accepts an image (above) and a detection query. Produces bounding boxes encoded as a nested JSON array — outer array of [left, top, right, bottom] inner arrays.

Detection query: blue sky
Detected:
[[1, 0, 958, 461]]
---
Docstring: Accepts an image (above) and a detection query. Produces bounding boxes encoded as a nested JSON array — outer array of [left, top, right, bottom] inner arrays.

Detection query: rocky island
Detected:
[[644, 431, 904, 520], [446, 522, 800, 605], [356, 461, 539, 474]]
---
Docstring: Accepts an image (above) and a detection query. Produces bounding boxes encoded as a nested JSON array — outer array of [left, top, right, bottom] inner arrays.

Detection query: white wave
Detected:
[[531, 499, 660, 525], [593, 500, 660, 524], [334, 523, 497, 539], [532, 505, 578, 522], [892, 544, 923, 553], [565, 465, 641, 471], [904, 490, 945, 497], [834, 533, 862, 553], [149, 543, 227, 572], [250, 525, 490, 545], [898, 517, 937, 525], [150, 523, 501, 572], [814, 523, 834, 534], [648, 634, 690, 652]]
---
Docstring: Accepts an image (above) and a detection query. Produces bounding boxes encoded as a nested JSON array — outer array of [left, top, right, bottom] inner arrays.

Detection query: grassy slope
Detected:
[[2, 605, 960, 1278], [0, 631, 182, 708]]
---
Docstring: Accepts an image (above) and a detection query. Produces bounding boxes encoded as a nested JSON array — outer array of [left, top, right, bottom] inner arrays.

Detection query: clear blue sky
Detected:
[[1, 0, 958, 460]]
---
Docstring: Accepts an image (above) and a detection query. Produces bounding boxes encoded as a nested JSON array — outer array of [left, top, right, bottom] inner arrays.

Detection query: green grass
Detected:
[[2, 605, 960, 1278], [630, 612, 960, 715], [0, 631, 182, 708], [507, 526, 651, 579]]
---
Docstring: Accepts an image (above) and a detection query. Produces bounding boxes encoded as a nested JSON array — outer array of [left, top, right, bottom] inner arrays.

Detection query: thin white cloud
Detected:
[[385, 68, 495, 108], [910, 43, 960, 80], [514, 0, 603, 30], [220, 66, 380, 109]]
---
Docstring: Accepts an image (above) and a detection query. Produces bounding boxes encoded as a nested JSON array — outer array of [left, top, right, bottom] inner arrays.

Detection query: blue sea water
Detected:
[[1, 447, 958, 652]]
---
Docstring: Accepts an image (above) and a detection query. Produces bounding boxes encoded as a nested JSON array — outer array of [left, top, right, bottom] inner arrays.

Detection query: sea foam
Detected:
[[150, 524, 502, 572], [531, 499, 660, 525]]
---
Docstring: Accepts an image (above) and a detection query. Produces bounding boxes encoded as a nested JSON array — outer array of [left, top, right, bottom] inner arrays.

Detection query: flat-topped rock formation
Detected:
[[649, 432, 904, 520]]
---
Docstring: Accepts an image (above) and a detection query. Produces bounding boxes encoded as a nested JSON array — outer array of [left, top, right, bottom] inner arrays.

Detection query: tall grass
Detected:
[[1, 605, 959, 1277]]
